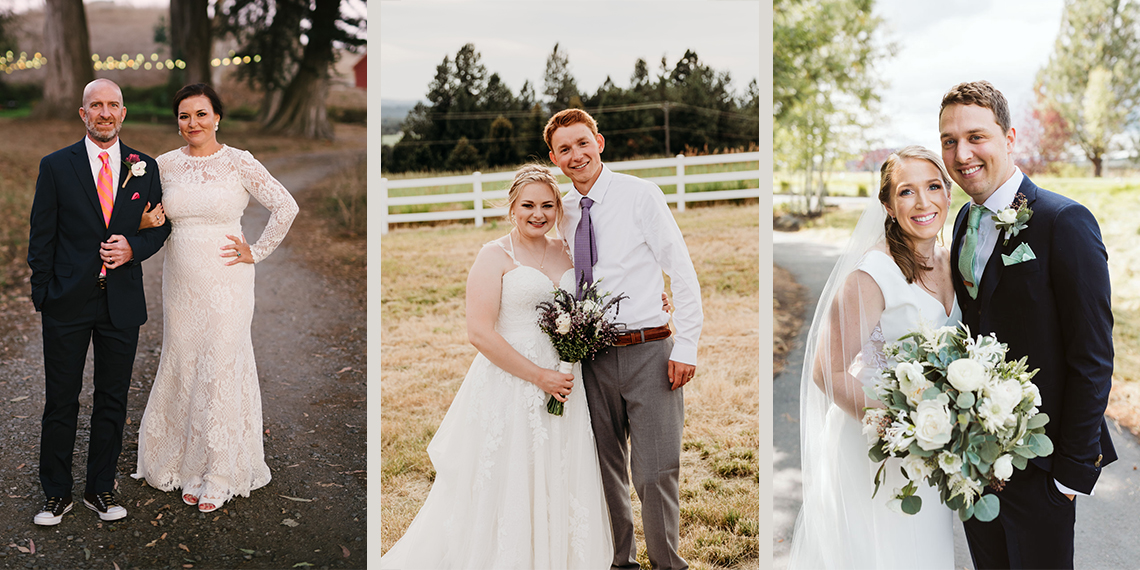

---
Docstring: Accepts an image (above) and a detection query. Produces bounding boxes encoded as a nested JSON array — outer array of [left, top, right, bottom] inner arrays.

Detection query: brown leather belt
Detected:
[[613, 324, 672, 347]]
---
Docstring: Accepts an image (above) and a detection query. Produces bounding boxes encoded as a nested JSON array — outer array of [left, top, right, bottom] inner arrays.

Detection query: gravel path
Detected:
[[0, 149, 367, 570]]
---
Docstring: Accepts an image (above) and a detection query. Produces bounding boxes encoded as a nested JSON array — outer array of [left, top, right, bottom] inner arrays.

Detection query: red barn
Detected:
[[354, 54, 366, 89]]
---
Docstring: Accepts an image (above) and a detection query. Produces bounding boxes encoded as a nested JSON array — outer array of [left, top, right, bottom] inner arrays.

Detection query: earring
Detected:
[[214, 122, 219, 132]]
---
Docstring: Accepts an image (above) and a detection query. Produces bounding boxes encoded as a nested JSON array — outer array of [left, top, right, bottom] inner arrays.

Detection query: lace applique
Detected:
[[860, 324, 887, 372], [133, 146, 296, 503]]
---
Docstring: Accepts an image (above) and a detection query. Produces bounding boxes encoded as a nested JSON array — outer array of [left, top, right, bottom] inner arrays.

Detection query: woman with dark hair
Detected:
[[786, 146, 958, 568], [132, 83, 298, 513]]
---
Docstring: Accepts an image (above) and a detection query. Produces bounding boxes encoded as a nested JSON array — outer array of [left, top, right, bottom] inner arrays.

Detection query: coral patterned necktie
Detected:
[[97, 151, 114, 276]]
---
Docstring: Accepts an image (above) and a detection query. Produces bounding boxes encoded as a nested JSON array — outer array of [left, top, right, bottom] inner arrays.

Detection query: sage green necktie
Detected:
[[958, 204, 985, 299]]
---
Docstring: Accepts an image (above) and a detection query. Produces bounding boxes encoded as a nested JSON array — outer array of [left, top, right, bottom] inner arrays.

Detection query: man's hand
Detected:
[[100, 235, 133, 269], [668, 360, 695, 391]]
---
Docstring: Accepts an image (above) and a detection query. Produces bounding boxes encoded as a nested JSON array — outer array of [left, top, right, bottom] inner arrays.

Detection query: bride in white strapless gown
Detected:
[[380, 165, 613, 570], [787, 146, 959, 569]]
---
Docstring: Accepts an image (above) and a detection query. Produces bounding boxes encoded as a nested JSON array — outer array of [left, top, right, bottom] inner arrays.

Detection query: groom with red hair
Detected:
[[547, 108, 703, 570]]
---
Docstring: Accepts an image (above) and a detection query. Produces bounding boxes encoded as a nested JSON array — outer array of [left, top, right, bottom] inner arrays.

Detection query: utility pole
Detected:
[[662, 102, 671, 155]]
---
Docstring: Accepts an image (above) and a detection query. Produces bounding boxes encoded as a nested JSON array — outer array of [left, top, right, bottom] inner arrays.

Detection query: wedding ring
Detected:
[[237, 252, 242, 257]]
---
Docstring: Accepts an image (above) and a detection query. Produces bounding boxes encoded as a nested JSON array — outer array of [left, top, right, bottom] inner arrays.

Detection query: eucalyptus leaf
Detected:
[[1027, 433, 1054, 457], [869, 445, 889, 463], [907, 442, 934, 458], [979, 441, 1000, 463], [1027, 413, 1049, 430], [1012, 454, 1028, 470], [957, 392, 976, 409], [922, 386, 941, 401], [901, 495, 922, 515], [863, 385, 881, 402], [973, 494, 1001, 522], [959, 504, 974, 522]]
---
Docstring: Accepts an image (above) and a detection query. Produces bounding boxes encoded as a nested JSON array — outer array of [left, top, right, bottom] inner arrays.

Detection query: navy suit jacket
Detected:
[[950, 175, 1116, 494], [28, 138, 171, 329]]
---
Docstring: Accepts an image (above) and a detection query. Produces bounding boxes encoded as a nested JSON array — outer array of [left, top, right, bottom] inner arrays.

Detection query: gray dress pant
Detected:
[[583, 336, 687, 570]]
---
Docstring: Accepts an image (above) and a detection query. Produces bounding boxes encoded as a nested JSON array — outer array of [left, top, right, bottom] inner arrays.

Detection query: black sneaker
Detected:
[[83, 491, 127, 521], [33, 496, 73, 526]]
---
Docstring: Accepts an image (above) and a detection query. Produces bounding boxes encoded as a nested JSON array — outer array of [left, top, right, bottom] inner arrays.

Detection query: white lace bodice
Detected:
[[157, 145, 298, 263], [852, 250, 962, 385]]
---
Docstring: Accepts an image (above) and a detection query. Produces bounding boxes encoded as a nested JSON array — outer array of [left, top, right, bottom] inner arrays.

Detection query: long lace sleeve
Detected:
[[236, 150, 299, 263]]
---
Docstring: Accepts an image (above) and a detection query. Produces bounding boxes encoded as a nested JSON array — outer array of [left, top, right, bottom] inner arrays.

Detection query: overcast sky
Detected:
[[378, 0, 761, 103], [868, 0, 1065, 150]]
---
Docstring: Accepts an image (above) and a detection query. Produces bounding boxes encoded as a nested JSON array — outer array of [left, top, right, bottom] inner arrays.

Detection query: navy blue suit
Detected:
[[951, 175, 1116, 569], [28, 138, 170, 498]]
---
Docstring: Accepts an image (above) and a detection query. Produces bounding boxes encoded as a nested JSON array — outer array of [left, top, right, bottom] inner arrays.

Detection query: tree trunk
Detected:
[[262, 0, 338, 140], [35, 0, 92, 120], [169, 0, 213, 88], [1092, 155, 1103, 177]]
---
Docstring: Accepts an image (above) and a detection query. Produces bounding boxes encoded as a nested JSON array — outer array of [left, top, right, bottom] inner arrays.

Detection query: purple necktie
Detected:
[[574, 196, 597, 298]]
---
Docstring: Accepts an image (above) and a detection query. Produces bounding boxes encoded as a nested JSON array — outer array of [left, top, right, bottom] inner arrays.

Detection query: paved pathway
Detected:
[[772, 230, 1140, 570]]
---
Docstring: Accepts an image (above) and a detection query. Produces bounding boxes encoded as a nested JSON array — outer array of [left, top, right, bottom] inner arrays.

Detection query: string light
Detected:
[[0, 52, 264, 73]]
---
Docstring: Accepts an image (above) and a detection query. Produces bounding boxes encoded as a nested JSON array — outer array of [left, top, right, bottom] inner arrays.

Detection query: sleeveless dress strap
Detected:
[[490, 235, 522, 266]]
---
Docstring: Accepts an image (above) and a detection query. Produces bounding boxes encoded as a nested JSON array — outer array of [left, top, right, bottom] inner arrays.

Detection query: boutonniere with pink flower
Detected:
[[992, 193, 1032, 245], [121, 154, 146, 188]]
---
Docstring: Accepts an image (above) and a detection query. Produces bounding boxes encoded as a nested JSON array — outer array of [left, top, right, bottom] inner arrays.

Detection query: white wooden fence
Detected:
[[378, 152, 761, 234]]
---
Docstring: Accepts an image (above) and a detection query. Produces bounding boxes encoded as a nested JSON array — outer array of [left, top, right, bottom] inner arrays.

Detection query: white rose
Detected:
[[993, 454, 1015, 481], [1023, 382, 1042, 407], [938, 451, 963, 475], [581, 300, 599, 314], [947, 358, 987, 393], [131, 160, 147, 177], [997, 208, 1018, 225], [912, 395, 954, 451], [895, 362, 932, 405], [555, 313, 572, 335], [901, 454, 933, 482]]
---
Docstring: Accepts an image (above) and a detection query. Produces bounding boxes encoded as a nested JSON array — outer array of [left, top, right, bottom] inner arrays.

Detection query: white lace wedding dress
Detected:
[[380, 240, 613, 570], [133, 145, 298, 505], [788, 249, 958, 569]]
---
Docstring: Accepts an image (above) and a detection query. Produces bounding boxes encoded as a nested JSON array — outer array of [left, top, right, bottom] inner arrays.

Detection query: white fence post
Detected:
[[473, 171, 484, 227], [380, 177, 389, 235], [676, 154, 686, 212]]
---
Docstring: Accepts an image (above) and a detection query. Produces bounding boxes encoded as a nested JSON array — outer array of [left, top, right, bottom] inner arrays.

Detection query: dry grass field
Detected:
[[381, 202, 760, 569]]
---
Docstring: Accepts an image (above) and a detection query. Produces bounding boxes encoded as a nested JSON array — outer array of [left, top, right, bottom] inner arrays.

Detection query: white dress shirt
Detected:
[[84, 135, 121, 202], [560, 165, 703, 365], [961, 166, 1088, 498]]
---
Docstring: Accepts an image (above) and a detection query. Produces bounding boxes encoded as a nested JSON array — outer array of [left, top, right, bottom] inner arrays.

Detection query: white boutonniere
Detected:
[[992, 193, 1032, 245], [121, 154, 146, 188]]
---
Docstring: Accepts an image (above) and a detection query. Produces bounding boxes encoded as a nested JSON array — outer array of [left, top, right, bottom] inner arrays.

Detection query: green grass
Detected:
[[381, 203, 759, 568]]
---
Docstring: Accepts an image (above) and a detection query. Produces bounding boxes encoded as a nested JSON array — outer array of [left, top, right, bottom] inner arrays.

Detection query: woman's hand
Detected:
[[662, 292, 673, 313], [221, 234, 253, 265], [138, 202, 165, 231], [534, 369, 575, 403]]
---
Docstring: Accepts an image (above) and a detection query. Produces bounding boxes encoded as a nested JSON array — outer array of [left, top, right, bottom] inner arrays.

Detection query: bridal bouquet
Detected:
[[536, 278, 628, 416], [862, 323, 1052, 522]]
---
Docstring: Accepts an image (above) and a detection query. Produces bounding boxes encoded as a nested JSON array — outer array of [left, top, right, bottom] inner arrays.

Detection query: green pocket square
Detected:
[[1002, 242, 1036, 266]]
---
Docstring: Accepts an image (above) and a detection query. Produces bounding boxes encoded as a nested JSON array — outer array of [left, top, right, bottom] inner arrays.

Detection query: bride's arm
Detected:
[[812, 269, 885, 420], [466, 245, 575, 401]]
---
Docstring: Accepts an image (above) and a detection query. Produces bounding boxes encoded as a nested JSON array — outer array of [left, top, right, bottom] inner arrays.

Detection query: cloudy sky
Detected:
[[868, 0, 1066, 150], [379, 0, 761, 104]]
